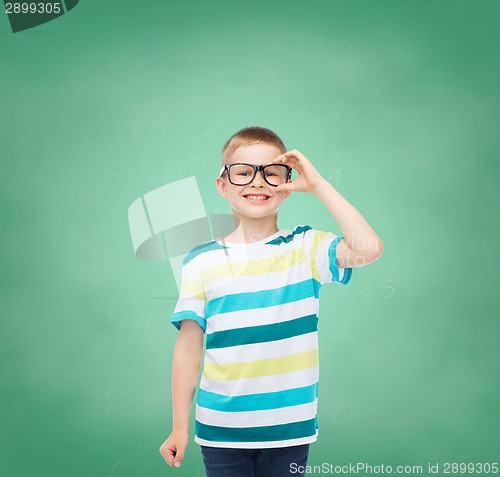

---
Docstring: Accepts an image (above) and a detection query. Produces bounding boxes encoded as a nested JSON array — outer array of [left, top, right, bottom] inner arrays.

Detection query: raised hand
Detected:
[[272, 149, 325, 194]]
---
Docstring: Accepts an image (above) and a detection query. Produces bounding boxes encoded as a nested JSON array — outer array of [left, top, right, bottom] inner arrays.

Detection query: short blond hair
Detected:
[[221, 126, 286, 167]]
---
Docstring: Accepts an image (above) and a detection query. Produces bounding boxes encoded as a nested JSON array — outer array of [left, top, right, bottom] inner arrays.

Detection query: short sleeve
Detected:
[[170, 256, 207, 332], [303, 228, 352, 286]]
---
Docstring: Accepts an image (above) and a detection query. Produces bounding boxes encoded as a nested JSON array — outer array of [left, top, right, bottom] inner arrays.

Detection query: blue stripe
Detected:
[[197, 383, 318, 412], [313, 277, 321, 296], [206, 279, 319, 317], [183, 240, 225, 266], [195, 417, 317, 442], [183, 225, 311, 265], [170, 310, 206, 332], [328, 236, 352, 285], [267, 225, 311, 245], [206, 314, 318, 349]]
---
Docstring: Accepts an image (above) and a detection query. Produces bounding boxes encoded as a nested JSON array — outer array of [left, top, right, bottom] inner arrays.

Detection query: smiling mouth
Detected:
[[243, 194, 271, 201]]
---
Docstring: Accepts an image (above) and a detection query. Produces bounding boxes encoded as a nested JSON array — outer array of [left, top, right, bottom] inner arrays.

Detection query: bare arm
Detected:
[[172, 319, 204, 431], [273, 149, 384, 268], [312, 178, 384, 268], [159, 319, 204, 468]]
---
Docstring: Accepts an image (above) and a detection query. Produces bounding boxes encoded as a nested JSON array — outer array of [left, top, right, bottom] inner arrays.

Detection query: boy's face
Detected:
[[216, 143, 291, 220]]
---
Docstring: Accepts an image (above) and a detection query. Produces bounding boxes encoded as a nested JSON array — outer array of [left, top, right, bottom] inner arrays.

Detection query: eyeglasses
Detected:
[[219, 163, 292, 186]]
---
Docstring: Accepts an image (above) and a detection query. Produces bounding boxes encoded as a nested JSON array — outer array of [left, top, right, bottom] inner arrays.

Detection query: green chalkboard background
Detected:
[[1, 1, 499, 476]]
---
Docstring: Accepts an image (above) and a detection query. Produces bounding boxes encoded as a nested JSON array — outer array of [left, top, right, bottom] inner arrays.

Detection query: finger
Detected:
[[275, 183, 294, 193], [274, 155, 302, 171], [174, 448, 185, 468], [160, 443, 178, 467], [287, 151, 312, 169], [274, 152, 299, 162], [284, 149, 308, 161], [284, 152, 305, 164], [165, 447, 176, 467], [272, 154, 288, 163]]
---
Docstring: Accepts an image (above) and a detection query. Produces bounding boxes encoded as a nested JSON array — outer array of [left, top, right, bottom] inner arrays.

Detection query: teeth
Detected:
[[245, 195, 269, 200]]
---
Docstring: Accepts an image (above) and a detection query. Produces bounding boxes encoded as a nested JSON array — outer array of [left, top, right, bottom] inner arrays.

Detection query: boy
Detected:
[[160, 126, 383, 476]]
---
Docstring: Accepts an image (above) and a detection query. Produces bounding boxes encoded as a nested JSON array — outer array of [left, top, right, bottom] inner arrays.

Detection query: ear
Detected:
[[216, 177, 229, 199]]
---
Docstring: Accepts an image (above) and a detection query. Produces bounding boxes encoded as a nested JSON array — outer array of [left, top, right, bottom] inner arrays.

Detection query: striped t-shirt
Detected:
[[170, 224, 352, 449]]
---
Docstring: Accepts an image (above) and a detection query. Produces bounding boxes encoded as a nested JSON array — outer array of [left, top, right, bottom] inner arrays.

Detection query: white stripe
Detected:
[[316, 233, 334, 284], [205, 267, 310, 299], [204, 246, 295, 272], [204, 332, 318, 364], [200, 366, 319, 396], [194, 431, 318, 449], [205, 272, 312, 301], [205, 236, 300, 268], [314, 233, 348, 284], [205, 296, 318, 333], [203, 247, 308, 297], [174, 296, 205, 316], [195, 399, 318, 427]]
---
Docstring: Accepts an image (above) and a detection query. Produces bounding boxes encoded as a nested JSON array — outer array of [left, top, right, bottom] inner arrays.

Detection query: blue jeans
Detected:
[[200, 443, 310, 477]]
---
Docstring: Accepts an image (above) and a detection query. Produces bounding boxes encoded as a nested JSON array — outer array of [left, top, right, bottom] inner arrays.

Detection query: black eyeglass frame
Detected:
[[219, 163, 292, 187]]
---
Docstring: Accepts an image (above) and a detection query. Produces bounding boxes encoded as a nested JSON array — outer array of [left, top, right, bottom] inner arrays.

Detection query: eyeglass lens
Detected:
[[229, 164, 289, 186]]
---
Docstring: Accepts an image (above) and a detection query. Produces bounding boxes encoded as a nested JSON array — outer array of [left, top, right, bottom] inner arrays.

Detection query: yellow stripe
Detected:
[[201, 248, 306, 283], [203, 348, 319, 381], [309, 231, 328, 282], [180, 279, 206, 301]]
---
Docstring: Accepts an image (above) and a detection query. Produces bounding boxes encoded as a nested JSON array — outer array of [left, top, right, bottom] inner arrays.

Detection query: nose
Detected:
[[250, 168, 266, 187]]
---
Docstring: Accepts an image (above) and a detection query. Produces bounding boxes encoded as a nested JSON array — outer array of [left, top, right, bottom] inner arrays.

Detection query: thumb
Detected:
[[174, 448, 185, 468], [275, 183, 292, 193]]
